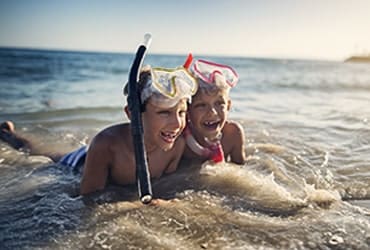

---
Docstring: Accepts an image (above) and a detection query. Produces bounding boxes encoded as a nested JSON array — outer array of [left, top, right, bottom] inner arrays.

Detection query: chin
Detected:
[[203, 130, 221, 139], [159, 138, 176, 151], [161, 143, 175, 152]]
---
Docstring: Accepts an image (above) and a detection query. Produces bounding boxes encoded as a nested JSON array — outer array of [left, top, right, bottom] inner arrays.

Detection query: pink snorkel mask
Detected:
[[192, 59, 239, 88], [183, 55, 231, 163]]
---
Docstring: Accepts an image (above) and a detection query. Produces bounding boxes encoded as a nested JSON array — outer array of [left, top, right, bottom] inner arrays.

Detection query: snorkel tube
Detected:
[[127, 34, 153, 204], [183, 53, 193, 69]]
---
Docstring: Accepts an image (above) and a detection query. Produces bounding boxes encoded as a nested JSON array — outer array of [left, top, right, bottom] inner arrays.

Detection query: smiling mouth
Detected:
[[203, 120, 220, 130], [160, 131, 178, 143]]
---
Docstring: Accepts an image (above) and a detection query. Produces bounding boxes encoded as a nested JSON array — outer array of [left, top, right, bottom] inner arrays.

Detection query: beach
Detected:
[[0, 47, 369, 249]]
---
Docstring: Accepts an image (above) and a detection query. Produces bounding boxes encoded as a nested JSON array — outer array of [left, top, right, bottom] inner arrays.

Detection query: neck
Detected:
[[144, 139, 159, 154], [184, 125, 225, 163], [190, 126, 221, 146], [128, 124, 158, 155]]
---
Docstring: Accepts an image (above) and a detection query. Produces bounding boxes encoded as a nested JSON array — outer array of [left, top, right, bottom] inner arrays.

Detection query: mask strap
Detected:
[[184, 125, 225, 163]]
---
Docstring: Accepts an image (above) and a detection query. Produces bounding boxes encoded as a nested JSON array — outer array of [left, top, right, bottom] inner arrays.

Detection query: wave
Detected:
[[1, 106, 121, 118], [199, 162, 340, 214], [0, 106, 125, 133], [0, 48, 131, 84]]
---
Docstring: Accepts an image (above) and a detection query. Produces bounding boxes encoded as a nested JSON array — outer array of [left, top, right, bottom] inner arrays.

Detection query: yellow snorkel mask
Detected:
[[140, 66, 198, 109]]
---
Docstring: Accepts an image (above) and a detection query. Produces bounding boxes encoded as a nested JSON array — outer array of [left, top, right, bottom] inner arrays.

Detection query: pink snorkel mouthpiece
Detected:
[[183, 53, 193, 69], [184, 126, 225, 163], [209, 143, 224, 163]]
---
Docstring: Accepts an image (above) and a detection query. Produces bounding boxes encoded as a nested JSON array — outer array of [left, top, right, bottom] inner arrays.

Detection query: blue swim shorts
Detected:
[[59, 146, 88, 170]]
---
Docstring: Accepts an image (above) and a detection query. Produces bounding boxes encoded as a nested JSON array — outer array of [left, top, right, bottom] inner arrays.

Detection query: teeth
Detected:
[[204, 120, 218, 126], [166, 133, 174, 138], [162, 131, 177, 139]]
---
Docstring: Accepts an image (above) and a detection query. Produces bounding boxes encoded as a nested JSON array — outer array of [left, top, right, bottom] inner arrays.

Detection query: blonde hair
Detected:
[[196, 78, 231, 97]]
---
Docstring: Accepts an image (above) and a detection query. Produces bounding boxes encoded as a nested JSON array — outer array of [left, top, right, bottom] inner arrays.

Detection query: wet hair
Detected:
[[123, 67, 151, 111], [196, 78, 230, 97]]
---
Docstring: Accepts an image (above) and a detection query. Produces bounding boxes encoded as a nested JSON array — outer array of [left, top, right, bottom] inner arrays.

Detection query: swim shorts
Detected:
[[59, 146, 88, 169]]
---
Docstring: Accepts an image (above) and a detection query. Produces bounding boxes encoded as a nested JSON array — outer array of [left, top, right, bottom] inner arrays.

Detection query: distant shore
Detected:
[[344, 55, 370, 63]]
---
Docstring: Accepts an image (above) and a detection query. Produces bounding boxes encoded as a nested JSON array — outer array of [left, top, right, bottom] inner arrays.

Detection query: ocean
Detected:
[[0, 47, 369, 249]]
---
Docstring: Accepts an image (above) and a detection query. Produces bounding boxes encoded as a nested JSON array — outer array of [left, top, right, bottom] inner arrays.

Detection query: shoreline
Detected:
[[344, 55, 370, 63]]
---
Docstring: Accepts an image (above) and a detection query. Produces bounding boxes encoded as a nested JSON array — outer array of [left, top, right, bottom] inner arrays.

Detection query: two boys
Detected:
[[0, 58, 246, 196]]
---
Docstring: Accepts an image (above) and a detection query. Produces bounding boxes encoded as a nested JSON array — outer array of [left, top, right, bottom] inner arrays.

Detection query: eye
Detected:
[[179, 110, 187, 117], [194, 103, 206, 109], [157, 110, 170, 117], [216, 100, 226, 107]]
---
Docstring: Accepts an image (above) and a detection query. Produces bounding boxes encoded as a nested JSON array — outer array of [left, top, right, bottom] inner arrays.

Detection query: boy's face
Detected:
[[188, 89, 231, 141], [142, 98, 188, 151]]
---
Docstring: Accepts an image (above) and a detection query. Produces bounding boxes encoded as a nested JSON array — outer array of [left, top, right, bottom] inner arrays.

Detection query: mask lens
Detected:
[[193, 59, 238, 87], [141, 67, 198, 108], [151, 67, 197, 97]]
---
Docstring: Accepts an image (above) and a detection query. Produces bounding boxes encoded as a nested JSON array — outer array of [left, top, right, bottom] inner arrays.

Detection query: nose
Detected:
[[207, 106, 218, 116], [169, 113, 184, 130]]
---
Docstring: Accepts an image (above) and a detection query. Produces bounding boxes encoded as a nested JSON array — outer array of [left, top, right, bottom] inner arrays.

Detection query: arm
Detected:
[[226, 121, 246, 165], [165, 137, 186, 174], [80, 133, 111, 195]]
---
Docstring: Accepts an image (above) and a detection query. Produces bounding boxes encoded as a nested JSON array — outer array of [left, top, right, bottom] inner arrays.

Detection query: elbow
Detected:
[[80, 180, 105, 195], [80, 185, 104, 196]]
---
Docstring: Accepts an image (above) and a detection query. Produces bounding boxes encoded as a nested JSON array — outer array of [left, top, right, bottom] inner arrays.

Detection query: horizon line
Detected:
[[0, 45, 342, 62]]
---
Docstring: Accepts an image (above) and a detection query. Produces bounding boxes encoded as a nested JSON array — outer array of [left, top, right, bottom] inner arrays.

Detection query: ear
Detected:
[[124, 106, 131, 120], [227, 99, 231, 111]]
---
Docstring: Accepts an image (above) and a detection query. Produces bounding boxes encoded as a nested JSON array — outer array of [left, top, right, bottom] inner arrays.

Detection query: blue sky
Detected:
[[1, 0, 369, 60]]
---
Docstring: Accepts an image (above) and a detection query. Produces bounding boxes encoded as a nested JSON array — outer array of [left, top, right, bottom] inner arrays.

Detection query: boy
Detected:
[[183, 59, 246, 164], [0, 65, 198, 195]]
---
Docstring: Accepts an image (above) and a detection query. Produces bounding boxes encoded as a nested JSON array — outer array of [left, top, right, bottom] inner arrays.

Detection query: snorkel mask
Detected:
[[191, 59, 239, 90], [184, 58, 240, 163], [140, 66, 198, 109]]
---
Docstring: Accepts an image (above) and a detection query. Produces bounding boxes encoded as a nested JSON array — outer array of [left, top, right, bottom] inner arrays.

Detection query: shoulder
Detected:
[[174, 136, 186, 153], [167, 135, 186, 156], [82, 124, 130, 177], [163, 136, 186, 174], [93, 123, 129, 143], [222, 120, 245, 152], [89, 123, 130, 151], [166, 136, 186, 162], [223, 120, 244, 137], [222, 120, 246, 164]]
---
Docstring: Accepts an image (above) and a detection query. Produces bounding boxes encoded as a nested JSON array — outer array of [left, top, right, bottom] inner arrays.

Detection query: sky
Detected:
[[1, 0, 370, 61]]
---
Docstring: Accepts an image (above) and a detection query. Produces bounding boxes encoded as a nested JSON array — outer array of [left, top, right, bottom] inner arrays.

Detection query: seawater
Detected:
[[0, 48, 369, 249]]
